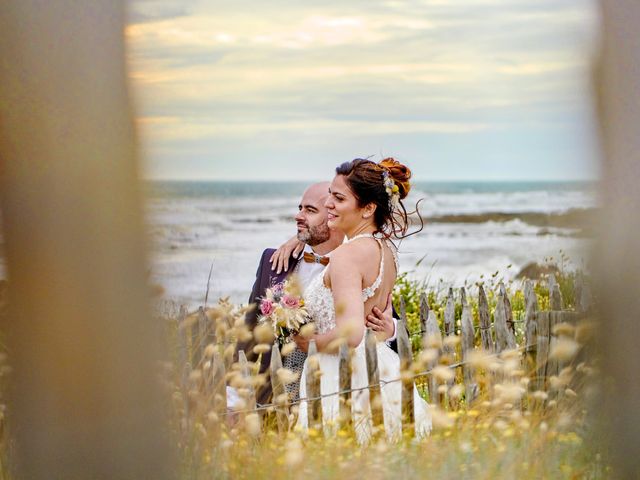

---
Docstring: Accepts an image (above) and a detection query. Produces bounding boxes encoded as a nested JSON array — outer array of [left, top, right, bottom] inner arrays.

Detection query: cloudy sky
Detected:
[[126, 0, 600, 181]]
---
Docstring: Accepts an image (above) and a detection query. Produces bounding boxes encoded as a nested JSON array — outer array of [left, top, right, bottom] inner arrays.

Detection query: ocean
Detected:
[[145, 180, 597, 309]]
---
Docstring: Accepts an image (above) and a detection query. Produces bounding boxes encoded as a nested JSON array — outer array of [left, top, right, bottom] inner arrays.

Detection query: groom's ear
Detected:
[[363, 202, 377, 219]]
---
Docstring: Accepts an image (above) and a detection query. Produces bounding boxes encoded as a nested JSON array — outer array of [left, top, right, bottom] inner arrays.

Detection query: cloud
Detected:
[[127, 0, 191, 24], [126, 0, 599, 180]]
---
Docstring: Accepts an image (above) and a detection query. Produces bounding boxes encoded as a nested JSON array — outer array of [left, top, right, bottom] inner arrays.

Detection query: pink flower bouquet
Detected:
[[258, 276, 311, 344]]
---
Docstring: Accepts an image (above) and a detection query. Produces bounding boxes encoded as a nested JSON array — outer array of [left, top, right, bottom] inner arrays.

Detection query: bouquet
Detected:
[[258, 276, 311, 346]]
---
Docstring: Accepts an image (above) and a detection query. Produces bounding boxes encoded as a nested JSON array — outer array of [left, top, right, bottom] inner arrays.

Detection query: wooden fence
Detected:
[[174, 274, 593, 438]]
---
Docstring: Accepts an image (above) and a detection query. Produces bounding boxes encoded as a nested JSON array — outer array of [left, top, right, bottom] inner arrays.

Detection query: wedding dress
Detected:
[[296, 234, 431, 443]]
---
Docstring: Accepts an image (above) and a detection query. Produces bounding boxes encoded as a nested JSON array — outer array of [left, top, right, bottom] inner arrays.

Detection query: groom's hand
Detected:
[[366, 293, 395, 341]]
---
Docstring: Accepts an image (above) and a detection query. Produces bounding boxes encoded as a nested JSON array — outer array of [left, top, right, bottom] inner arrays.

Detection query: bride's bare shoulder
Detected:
[[331, 238, 378, 263]]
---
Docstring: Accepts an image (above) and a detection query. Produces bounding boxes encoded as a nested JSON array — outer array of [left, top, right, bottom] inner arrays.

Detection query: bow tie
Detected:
[[302, 252, 330, 266]]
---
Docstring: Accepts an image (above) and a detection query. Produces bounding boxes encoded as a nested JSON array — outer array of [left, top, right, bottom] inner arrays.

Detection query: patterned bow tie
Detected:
[[302, 252, 330, 266]]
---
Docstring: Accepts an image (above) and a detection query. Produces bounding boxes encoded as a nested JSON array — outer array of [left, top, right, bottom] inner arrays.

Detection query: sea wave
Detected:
[[424, 207, 596, 230]]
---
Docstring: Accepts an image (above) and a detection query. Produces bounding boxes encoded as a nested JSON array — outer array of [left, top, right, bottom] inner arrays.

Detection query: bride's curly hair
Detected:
[[335, 157, 424, 240]]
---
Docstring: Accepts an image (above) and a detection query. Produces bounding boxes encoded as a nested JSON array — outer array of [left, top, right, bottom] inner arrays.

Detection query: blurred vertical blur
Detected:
[[0, 2, 172, 479], [595, 1, 640, 478]]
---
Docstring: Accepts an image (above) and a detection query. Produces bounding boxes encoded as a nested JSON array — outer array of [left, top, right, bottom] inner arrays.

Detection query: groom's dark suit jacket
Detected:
[[237, 248, 402, 406], [236, 248, 290, 406]]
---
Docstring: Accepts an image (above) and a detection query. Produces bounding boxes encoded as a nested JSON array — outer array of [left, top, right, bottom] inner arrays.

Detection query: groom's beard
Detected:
[[297, 222, 330, 246]]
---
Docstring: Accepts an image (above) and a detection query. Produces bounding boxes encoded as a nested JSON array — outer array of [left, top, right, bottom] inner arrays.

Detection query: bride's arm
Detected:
[[296, 247, 365, 352]]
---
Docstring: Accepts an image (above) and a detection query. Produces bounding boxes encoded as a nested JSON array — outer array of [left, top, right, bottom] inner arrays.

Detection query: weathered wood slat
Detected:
[[364, 328, 384, 428], [442, 288, 458, 409], [419, 292, 430, 341], [548, 274, 558, 300], [181, 362, 192, 434], [500, 283, 515, 334], [306, 340, 323, 429], [579, 282, 592, 313], [551, 284, 564, 311], [524, 281, 539, 389], [269, 344, 288, 433], [444, 288, 456, 338], [190, 308, 202, 366], [423, 310, 442, 405], [494, 288, 516, 352], [553, 311, 581, 376], [239, 350, 257, 412], [547, 311, 561, 382], [397, 297, 415, 426], [338, 342, 352, 428], [206, 352, 226, 439], [212, 352, 227, 416], [177, 306, 189, 387], [535, 311, 550, 392], [460, 288, 478, 404], [478, 285, 493, 352], [199, 305, 210, 343], [177, 306, 188, 361]]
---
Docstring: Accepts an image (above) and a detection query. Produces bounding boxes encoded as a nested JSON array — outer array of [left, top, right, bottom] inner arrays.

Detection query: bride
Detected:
[[292, 158, 431, 443]]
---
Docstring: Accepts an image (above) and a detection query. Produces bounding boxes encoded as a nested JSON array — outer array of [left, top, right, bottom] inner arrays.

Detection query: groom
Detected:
[[236, 182, 398, 407]]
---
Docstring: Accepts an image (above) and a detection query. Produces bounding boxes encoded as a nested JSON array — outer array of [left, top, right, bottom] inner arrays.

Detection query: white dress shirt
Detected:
[[294, 244, 332, 291]]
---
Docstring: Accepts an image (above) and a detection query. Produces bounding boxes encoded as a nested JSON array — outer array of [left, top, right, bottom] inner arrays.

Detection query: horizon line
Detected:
[[142, 177, 600, 183]]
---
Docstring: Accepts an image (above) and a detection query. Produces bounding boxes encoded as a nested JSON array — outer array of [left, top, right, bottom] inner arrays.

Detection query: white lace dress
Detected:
[[296, 235, 432, 443]]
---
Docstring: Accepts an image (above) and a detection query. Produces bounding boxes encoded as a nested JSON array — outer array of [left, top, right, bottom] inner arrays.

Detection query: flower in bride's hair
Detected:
[[382, 169, 401, 208]]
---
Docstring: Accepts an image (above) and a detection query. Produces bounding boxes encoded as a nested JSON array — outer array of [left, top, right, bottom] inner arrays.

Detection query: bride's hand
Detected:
[[269, 235, 305, 274], [366, 293, 396, 341], [292, 333, 309, 353]]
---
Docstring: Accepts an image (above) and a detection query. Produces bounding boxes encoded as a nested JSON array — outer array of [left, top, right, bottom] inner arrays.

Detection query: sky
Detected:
[[126, 0, 601, 181]]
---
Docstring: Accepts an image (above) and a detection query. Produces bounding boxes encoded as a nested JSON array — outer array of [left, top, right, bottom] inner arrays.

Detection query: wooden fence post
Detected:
[[419, 292, 430, 341], [191, 308, 203, 367], [579, 282, 592, 313], [422, 310, 442, 405], [524, 281, 539, 389], [209, 352, 227, 439], [177, 306, 188, 370], [500, 283, 515, 334], [550, 283, 564, 311], [306, 340, 323, 430], [212, 352, 227, 416], [548, 274, 558, 300], [494, 288, 516, 352], [269, 344, 289, 434], [338, 343, 352, 429], [535, 311, 550, 392], [364, 329, 384, 429], [478, 285, 493, 352], [443, 288, 456, 339], [397, 297, 415, 427], [442, 288, 458, 408], [239, 350, 257, 434], [460, 288, 478, 405]]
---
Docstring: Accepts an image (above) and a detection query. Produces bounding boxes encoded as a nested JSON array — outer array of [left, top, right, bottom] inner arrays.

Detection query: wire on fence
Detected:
[[216, 342, 536, 418]]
